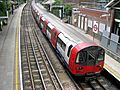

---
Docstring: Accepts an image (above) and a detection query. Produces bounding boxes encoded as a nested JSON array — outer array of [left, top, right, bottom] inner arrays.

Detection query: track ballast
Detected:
[[20, 3, 64, 90]]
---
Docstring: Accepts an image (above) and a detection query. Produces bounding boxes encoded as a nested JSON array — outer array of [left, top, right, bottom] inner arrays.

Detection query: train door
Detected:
[[77, 47, 99, 73], [51, 29, 60, 48], [86, 51, 97, 73], [36, 13, 40, 23], [56, 33, 70, 59], [46, 23, 54, 40], [87, 51, 96, 66], [41, 17, 47, 34], [40, 21, 44, 30], [77, 51, 96, 67], [64, 43, 73, 64], [56, 37, 66, 57]]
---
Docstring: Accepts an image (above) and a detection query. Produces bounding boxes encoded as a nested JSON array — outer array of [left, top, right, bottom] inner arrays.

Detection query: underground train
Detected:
[[31, 0, 105, 76]]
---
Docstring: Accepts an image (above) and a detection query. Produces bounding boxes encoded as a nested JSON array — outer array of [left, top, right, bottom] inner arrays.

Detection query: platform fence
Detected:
[[100, 36, 120, 63]]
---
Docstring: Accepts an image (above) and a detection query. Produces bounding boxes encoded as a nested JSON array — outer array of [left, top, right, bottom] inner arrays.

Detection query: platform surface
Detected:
[[0, 4, 25, 90]]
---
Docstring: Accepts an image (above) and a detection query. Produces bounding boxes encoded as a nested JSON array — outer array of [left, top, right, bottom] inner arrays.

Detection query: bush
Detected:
[[0, 1, 6, 16], [64, 3, 72, 16]]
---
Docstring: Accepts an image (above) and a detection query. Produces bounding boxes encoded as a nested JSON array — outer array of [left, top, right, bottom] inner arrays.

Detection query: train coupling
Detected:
[[85, 76, 96, 82], [85, 73, 100, 82]]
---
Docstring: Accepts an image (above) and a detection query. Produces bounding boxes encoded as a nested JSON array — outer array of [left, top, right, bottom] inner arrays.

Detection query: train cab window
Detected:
[[97, 54, 104, 61], [97, 49, 104, 61], [76, 53, 80, 63], [76, 51, 86, 64], [67, 45, 73, 57], [88, 54, 94, 61]]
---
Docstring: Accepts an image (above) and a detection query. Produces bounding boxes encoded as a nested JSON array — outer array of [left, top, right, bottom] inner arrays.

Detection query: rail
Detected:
[[32, 27, 64, 90], [21, 2, 64, 90]]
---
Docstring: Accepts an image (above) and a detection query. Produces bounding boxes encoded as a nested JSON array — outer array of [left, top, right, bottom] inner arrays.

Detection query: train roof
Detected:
[[33, 2, 94, 44]]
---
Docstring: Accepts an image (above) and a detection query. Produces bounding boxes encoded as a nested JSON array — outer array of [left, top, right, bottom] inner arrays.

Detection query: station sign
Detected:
[[93, 21, 99, 33]]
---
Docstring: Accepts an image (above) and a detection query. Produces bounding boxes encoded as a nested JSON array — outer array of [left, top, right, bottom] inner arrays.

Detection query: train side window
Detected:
[[57, 38, 66, 51], [40, 22, 44, 29], [37, 15, 39, 20], [53, 32, 56, 38], [67, 45, 73, 57], [57, 38, 62, 46], [62, 43, 66, 51], [47, 26, 51, 33]]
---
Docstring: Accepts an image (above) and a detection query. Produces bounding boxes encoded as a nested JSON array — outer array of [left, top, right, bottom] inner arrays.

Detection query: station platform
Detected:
[[67, 24, 120, 82], [0, 4, 26, 90]]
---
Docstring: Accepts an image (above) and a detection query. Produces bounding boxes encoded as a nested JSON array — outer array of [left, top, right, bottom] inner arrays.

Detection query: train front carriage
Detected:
[[69, 43, 105, 76]]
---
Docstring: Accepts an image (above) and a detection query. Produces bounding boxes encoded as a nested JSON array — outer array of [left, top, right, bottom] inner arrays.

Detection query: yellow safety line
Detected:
[[16, 14, 20, 90], [104, 64, 120, 79]]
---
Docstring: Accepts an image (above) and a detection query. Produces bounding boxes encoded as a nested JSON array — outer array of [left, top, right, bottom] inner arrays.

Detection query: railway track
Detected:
[[67, 70, 110, 90], [21, 3, 64, 90], [87, 79, 108, 90]]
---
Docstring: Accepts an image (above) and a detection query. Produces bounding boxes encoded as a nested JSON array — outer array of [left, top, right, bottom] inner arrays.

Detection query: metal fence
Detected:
[[100, 36, 120, 63]]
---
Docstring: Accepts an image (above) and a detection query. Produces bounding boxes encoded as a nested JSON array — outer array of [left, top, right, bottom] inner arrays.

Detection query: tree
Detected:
[[54, 0, 63, 5], [64, 3, 72, 16], [0, 0, 6, 16]]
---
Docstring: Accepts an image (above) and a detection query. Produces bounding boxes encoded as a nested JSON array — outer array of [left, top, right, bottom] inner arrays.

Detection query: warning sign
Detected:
[[93, 21, 99, 33]]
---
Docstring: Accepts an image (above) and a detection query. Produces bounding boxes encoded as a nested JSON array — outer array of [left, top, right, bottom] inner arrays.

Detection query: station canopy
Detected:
[[105, 0, 120, 8], [42, 0, 55, 5]]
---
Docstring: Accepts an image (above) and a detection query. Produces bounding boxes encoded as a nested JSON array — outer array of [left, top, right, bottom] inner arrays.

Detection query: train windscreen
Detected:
[[76, 46, 105, 66]]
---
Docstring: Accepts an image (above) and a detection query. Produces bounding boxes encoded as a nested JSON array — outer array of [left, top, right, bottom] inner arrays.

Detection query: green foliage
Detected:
[[52, 9, 59, 17], [52, 0, 72, 18], [54, 0, 63, 5], [0, 0, 12, 16], [7, 1, 12, 11], [0, 1, 6, 16], [64, 3, 72, 16]]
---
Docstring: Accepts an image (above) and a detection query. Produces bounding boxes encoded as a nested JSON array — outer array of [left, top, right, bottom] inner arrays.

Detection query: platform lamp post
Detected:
[[0, 0, 3, 31], [50, 0, 52, 12], [4, 0, 7, 13], [17, 0, 20, 7], [5, 0, 9, 17]]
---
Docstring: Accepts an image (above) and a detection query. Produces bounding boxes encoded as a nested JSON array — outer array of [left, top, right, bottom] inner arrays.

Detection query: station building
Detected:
[[72, 0, 120, 62]]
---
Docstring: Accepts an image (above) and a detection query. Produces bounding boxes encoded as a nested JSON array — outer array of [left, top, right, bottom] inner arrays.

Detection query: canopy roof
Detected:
[[105, 0, 120, 8], [42, 0, 55, 5]]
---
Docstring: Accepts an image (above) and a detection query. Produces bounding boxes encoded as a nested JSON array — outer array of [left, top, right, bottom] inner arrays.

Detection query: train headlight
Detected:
[[77, 66, 83, 70], [97, 65, 102, 70]]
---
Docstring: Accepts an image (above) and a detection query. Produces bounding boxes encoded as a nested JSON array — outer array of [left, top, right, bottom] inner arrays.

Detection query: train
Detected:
[[31, 0, 105, 77]]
